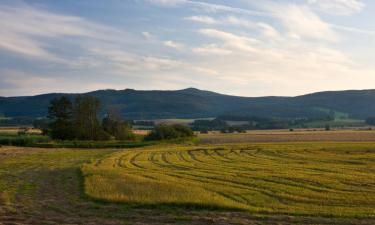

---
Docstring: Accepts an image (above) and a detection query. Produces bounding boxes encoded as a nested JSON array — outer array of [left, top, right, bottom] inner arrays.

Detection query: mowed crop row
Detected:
[[82, 142, 375, 218]]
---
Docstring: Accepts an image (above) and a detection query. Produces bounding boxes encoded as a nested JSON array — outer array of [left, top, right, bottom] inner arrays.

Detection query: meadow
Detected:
[[82, 142, 375, 218]]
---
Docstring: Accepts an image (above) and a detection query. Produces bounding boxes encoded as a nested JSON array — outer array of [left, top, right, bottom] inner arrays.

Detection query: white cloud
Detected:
[[147, 0, 186, 7], [308, 0, 365, 15], [193, 44, 232, 55], [198, 29, 258, 52], [0, 3, 127, 63], [267, 4, 338, 42], [142, 31, 155, 39], [256, 22, 281, 40], [185, 16, 218, 24], [148, 0, 269, 16], [164, 40, 185, 50]]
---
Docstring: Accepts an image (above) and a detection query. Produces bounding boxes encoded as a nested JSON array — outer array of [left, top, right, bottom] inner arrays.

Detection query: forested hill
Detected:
[[1, 88, 375, 119]]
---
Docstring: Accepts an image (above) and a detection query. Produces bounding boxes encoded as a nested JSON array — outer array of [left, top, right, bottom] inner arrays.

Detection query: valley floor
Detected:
[[1, 144, 375, 224]]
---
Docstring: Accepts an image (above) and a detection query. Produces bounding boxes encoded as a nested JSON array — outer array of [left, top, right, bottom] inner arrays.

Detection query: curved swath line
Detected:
[[117, 154, 130, 168], [256, 149, 294, 163], [184, 150, 255, 172], [147, 152, 169, 171], [149, 151, 171, 169], [147, 152, 241, 182], [201, 149, 231, 163], [169, 151, 199, 170], [187, 150, 204, 163], [255, 176, 333, 194], [203, 149, 220, 161], [129, 152, 146, 169], [214, 191, 250, 206], [211, 149, 232, 163], [238, 150, 263, 162], [230, 149, 241, 156], [235, 176, 348, 205], [177, 151, 191, 163], [213, 149, 235, 161], [184, 149, 238, 170], [240, 150, 285, 166], [167, 151, 240, 175], [160, 171, 282, 199], [160, 152, 191, 170]]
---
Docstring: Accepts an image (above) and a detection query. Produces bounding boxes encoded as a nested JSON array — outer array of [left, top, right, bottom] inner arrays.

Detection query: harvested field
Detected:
[[199, 130, 375, 144], [83, 142, 375, 218], [2, 144, 375, 224]]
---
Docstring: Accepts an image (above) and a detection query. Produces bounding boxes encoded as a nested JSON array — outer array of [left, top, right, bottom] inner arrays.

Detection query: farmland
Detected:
[[199, 129, 375, 144], [82, 143, 375, 218], [1, 136, 375, 224]]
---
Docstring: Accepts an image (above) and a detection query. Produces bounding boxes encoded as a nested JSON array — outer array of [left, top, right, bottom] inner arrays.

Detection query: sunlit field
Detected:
[[82, 142, 375, 218], [199, 129, 375, 144]]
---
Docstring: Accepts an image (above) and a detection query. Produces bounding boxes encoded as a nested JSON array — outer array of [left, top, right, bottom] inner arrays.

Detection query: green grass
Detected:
[[0, 133, 153, 149], [0, 135, 51, 146], [32, 140, 152, 149], [82, 142, 375, 218]]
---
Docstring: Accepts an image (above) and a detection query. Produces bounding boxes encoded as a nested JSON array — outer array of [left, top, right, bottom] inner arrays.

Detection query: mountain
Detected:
[[1, 88, 375, 120]]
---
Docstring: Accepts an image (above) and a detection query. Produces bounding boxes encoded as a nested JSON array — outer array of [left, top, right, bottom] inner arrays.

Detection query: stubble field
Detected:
[[1, 131, 375, 224]]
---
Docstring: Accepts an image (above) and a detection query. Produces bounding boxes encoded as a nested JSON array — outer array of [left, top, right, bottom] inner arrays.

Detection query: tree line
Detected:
[[45, 96, 195, 142], [46, 96, 134, 141]]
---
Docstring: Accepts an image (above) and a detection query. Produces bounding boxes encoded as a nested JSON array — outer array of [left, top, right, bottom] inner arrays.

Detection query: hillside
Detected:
[[1, 88, 375, 119]]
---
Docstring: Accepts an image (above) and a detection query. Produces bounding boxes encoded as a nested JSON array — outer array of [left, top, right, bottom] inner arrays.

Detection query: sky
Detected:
[[0, 0, 374, 97]]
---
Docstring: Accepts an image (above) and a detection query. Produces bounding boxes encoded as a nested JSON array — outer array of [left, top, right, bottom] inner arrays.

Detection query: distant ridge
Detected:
[[1, 88, 375, 119]]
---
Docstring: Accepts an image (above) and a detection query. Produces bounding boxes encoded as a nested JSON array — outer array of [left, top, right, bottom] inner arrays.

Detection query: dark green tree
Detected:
[[145, 124, 194, 141], [48, 96, 74, 140], [102, 108, 135, 141], [73, 96, 108, 140]]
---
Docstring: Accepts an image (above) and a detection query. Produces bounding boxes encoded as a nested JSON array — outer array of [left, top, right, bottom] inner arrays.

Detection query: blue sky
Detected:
[[0, 0, 374, 96]]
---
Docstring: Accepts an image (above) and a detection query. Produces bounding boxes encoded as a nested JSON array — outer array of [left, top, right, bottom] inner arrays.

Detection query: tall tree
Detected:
[[48, 96, 74, 140], [73, 96, 103, 140]]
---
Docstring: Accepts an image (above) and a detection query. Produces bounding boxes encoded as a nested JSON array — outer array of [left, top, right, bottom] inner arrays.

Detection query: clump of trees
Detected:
[[191, 119, 228, 131], [145, 124, 194, 141], [47, 96, 134, 141], [220, 126, 247, 134]]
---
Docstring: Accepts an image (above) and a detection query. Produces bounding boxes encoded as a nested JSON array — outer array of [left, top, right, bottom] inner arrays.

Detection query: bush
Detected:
[[0, 135, 50, 146], [145, 124, 194, 141], [102, 117, 135, 141]]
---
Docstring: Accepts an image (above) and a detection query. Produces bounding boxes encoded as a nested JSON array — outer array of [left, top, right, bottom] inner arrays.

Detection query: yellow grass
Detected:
[[82, 142, 375, 217]]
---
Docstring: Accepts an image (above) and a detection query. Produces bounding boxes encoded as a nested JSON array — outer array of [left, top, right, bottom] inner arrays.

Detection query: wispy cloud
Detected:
[[0, 3, 127, 64], [147, 0, 270, 16], [164, 40, 185, 50], [307, 0, 365, 15], [265, 4, 338, 42]]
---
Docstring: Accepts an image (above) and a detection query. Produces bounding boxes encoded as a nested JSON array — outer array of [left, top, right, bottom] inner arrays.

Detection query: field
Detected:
[[82, 143, 375, 218], [199, 129, 375, 144], [1, 139, 375, 224]]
